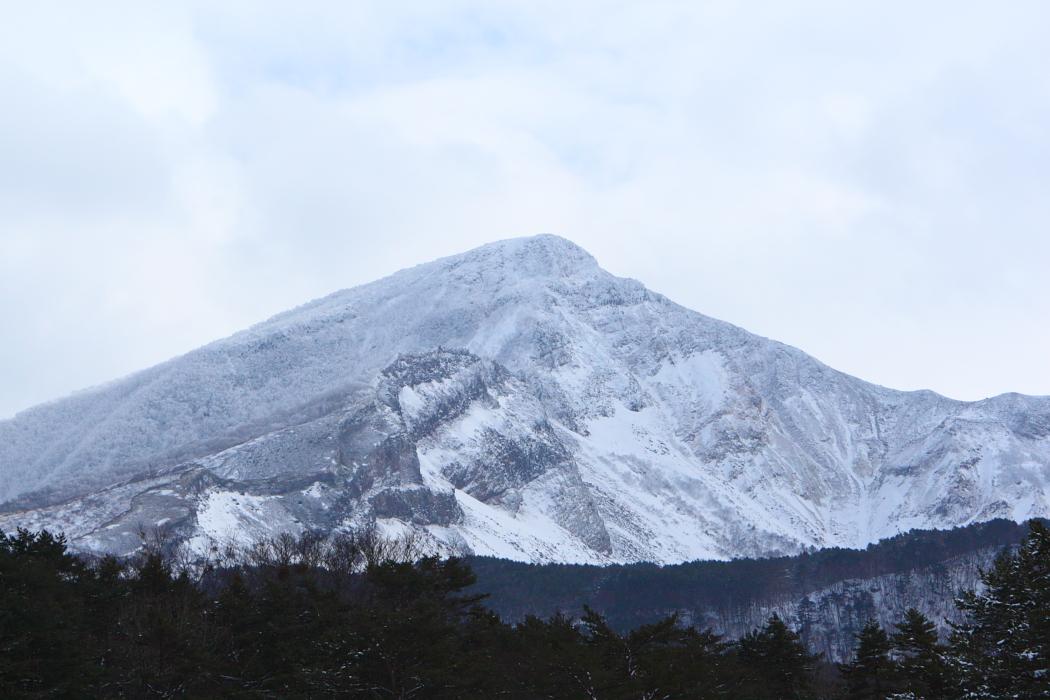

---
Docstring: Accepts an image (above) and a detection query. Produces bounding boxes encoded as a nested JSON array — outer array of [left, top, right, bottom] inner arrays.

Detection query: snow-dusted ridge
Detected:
[[1, 235, 1048, 563]]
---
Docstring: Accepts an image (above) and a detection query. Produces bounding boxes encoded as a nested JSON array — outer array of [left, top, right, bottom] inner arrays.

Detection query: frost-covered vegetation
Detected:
[[1, 522, 1046, 698]]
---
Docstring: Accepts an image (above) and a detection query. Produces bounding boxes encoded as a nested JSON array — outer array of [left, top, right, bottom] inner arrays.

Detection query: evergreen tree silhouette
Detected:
[[891, 608, 954, 699], [839, 619, 898, 699], [736, 613, 819, 699], [950, 520, 1050, 698]]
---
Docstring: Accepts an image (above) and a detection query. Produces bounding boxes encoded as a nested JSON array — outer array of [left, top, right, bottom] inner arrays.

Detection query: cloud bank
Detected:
[[2, 1, 1049, 417]]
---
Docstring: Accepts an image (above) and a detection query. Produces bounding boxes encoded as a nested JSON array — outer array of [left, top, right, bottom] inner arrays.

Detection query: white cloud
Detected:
[[1, 1, 1049, 417]]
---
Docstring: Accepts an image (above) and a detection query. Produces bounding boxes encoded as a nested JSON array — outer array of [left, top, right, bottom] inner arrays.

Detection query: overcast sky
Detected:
[[2, 1, 1049, 418]]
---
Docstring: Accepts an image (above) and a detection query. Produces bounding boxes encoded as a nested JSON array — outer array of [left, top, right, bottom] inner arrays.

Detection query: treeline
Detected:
[[0, 523, 1047, 698], [467, 518, 1038, 631]]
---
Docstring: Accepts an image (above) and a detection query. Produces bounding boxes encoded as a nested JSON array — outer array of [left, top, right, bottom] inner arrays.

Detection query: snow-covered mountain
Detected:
[[2, 235, 1048, 563]]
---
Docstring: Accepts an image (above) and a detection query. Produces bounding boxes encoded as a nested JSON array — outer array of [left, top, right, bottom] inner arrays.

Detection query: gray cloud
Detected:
[[2, 1, 1049, 417]]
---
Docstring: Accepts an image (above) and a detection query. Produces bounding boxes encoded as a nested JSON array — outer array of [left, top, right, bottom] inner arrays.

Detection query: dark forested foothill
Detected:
[[0, 522, 1047, 698], [466, 519, 1038, 631]]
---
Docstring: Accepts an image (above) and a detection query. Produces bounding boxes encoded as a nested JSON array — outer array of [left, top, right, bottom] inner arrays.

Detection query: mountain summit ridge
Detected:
[[2, 235, 1048, 563], [251, 233, 601, 331]]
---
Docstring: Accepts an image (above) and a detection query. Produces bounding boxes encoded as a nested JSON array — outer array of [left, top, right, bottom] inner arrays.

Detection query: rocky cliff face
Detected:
[[2, 235, 1049, 562]]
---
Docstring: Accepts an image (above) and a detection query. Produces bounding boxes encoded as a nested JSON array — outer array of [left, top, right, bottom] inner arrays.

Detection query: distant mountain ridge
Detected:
[[1, 235, 1048, 563]]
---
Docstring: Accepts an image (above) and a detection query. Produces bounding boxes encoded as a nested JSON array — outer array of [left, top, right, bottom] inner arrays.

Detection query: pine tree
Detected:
[[512, 612, 597, 699], [891, 608, 954, 700], [110, 550, 214, 696], [629, 615, 726, 699], [578, 605, 636, 696], [840, 619, 897, 699], [736, 613, 819, 699], [0, 529, 95, 695], [949, 520, 1050, 699]]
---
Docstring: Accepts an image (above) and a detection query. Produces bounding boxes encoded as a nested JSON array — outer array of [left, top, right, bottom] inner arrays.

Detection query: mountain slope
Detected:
[[1, 235, 1048, 562]]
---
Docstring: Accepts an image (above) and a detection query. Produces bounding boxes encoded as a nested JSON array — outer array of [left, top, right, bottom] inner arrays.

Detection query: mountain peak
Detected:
[[2, 236, 1049, 565], [444, 234, 598, 279]]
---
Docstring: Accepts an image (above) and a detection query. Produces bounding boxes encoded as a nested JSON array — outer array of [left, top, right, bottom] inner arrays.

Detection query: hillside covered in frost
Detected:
[[1, 235, 1049, 563]]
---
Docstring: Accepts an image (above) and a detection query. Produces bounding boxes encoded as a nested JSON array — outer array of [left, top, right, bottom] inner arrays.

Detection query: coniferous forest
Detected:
[[467, 518, 1039, 638], [1, 522, 1047, 699]]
